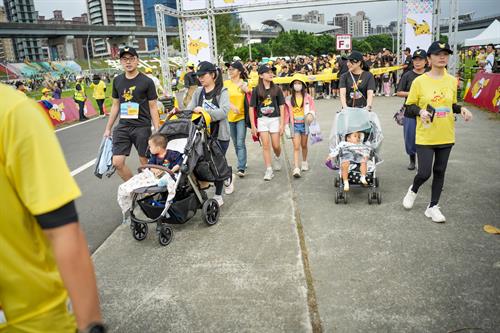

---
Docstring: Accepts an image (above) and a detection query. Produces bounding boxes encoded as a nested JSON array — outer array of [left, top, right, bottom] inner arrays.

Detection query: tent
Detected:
[[464, 19, 500, 46]]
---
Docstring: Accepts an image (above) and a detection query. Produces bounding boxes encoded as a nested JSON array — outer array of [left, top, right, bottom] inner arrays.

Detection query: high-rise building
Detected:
[[142, 0, 177, 52], [0, 6, 15, 62], [351, 11, 370, 37], [331, 13, 351, 35], [304, 10, 324, 25], [3, 0, 42, 61], [87, 0, 146, 57]]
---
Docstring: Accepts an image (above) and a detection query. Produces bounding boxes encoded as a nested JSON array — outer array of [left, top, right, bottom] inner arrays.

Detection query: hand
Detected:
[[193, 106, 203, 114], [251, 126, 258, 137], [419, 109, 431, 122], [461, 107, 473, 122], [103, 129, 111, 138]]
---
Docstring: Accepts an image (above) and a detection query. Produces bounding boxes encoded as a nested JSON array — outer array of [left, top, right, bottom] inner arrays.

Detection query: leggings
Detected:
[[96, 99, 105, 115], [411, 146, 452, 207], [215, 140, 230, 196]]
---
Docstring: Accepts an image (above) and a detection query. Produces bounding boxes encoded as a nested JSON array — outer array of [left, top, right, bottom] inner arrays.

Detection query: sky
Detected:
[[33, 0, 499, 27]]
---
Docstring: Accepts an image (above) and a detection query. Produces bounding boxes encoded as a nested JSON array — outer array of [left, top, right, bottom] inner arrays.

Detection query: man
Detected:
[[402, 47, 412, 73], [144, 67, 164, 96], [90, 74, 106, 115], [182, 61, 199, 107], [74, 75, 88, 121], [15, 81, 27, 93], [0, 83, 105, 332], [396, 49, 427, 170], [484, 43, 496, 73], [103, 46, 159, 181]]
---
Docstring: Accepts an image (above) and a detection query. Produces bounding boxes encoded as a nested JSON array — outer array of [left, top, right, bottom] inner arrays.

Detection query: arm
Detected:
[[366, 90, 374, 110], [104, 98, 120, 137], [340, 88, 348, 108], [279, 104, 285, 135], [149, 99, 160, 131], [43, 223, 102, 330]]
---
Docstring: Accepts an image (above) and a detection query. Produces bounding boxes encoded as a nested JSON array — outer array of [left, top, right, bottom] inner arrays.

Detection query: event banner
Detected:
[[464, 72, 500, 113], [184, 17, 213, 63], [38, 98, 98, 127], [404, 0, 433, 53], [181, 0, 205, 10]]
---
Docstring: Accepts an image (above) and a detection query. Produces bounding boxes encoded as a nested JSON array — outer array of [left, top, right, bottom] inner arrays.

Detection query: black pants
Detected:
[[375, 78, 383, 94], [77, 100, 86, 120], [411, 146, 452, 207], [215, 140, 231, 196], [96, 99, 105, 115]]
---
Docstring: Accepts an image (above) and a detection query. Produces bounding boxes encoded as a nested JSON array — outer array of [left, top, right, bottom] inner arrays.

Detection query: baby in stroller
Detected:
[[326, 131, 371, 191]]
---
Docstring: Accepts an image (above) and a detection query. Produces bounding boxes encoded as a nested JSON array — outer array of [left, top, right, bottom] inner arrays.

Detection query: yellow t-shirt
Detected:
[[322, 67, 333, 83], [90, 80, 106, 100], [40, 94, 52, 101], [292, 96, 304, 123], [406, 73, 458, 146], [224, 79, 246, 123], [275, 64, 282, 75], [249, 70, 258, 82], [0, 84, 81, 332]]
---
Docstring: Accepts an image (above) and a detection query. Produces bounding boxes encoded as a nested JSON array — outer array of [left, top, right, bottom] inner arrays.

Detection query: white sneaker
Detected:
[[213, 195, 224, 207], [360, 176, 368, 185], [263, 167, 274, 181], [224, 176, 234, 195], [424, 205, 446, 223], [402, 185, 417, 209], [301, 161, 309, 171], [273, 155, 282, 171], [293, 167, 301, 178]]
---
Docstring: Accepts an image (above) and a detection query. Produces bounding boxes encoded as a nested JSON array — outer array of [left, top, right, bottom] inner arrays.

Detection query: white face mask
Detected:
[[293, 84, 303, 92]]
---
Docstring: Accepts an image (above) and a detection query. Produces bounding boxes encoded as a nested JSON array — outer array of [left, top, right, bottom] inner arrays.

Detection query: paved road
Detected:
[[59, 96, 500, 332]]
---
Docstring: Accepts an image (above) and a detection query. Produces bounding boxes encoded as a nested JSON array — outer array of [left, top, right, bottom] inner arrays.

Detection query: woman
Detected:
[[402, 41, 473, 223], [224, 61, 249, 177], [186, 61, 233, 207], [322, 61, 333, 99], [373, 59, 383, 96], [249, 64, 285, 181], [339, 50, 375, 111], [285, 75, 316, 178]]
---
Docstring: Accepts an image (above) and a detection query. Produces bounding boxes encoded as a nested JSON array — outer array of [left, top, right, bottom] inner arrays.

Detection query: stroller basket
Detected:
[[137, 192, 199, 224]]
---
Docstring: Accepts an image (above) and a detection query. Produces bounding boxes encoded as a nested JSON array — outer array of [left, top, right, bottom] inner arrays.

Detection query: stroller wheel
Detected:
[[334, 191, 340, 204], [202, 199, 220, 226], [343, 192, 348, 204], [368, 192, 373, 205], [376, 192, 382, 204], [132, 222, 148, 241], [334, 175, 340, 187], [158, 225, 174, 246]]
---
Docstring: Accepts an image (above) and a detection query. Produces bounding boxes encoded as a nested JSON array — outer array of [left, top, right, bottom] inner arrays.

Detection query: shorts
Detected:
[[257, 116, 280, 133], [293, 122, 308, 135], [112, 124, 151, 157]]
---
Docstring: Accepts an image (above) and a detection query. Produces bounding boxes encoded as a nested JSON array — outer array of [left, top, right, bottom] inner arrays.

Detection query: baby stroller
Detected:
[[330, 107, 383, 204], [129, 109, 232, 246]]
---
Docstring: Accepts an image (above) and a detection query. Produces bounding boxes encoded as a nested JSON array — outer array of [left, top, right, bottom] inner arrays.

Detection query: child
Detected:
[[326, 131, 371, 191], [148, 133, 182, 174], [382, 62, 392, 96]]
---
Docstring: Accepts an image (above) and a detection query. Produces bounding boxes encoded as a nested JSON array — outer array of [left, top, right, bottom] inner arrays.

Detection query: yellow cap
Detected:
[[187, 61, 195, 68], [289, 73, 308, 87], [42, 88, 51, 93]]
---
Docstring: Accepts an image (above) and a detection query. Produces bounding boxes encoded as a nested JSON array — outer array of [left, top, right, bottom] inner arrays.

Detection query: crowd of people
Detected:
[[0, 38, 476, 332]]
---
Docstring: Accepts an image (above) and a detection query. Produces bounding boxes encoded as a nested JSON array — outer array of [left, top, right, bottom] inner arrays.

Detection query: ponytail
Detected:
[[213, 67, 224, 96]]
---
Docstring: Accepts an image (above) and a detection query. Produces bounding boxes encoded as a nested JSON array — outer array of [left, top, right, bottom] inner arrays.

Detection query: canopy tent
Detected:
[[464, 19, 500, 46]]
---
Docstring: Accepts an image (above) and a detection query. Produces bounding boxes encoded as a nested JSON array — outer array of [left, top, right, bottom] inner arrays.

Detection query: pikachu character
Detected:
[[471, 78, 490, 99], [262, 96, 273, 107], [492, 86, 500, 108], [122, 86, 136, 102], [188, 35, 209, 56], [407, 18, 431, 36], [48, 103, 66, 122]]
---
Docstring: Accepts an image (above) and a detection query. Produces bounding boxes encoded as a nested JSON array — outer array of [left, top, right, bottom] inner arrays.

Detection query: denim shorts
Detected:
[[293, 122, 307, 135]]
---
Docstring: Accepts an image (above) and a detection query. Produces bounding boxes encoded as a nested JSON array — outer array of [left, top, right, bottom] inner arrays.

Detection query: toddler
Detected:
[[326, 131, 371, 191]]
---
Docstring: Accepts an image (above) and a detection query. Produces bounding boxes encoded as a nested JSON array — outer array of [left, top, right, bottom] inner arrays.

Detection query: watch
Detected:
[[79, 323, 107, 333]]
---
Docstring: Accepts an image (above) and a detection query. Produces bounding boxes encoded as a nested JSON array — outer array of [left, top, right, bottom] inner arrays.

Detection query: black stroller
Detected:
[[129, 110, 232, 246]]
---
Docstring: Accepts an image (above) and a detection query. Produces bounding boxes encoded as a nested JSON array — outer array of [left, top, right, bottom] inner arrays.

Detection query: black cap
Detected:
[[229, 61, 245, 73], [427, 41, 453, 55], [119, 46, 138, 58], [404, 47, 411, 53], [347, 51, 363, 62], [258, 64, 275, 74], [412, 49, 427, 59], [196, 61, 217, 76], [15, 81, 24, 88]]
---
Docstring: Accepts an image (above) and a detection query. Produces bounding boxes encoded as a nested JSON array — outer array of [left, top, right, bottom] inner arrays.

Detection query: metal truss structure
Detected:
[[447, 0, 459, 75]]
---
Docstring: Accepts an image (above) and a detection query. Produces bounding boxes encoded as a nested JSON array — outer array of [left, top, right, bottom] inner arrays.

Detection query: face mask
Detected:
[[293, 84, 302, 92]]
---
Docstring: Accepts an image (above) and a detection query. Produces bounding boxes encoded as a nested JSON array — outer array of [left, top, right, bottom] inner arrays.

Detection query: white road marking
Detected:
[[71, 158, 97, 176], [55, 115, 105, 133]]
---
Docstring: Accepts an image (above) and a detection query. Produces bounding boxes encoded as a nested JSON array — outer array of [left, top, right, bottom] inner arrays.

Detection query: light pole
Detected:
[[86, 34, 92, 75], [247, 26, 252, 60]]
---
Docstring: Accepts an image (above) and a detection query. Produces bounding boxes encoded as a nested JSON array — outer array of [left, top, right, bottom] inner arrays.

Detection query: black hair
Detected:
[[257, 75, 279, 100], [291, 80, 307, 108]]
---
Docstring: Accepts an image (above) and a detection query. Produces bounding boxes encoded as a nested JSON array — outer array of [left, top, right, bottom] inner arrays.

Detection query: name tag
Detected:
[[120, 102, 139, 119]]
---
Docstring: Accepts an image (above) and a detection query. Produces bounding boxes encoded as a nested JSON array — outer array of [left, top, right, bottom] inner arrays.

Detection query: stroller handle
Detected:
[[138, 164, 176, 176]]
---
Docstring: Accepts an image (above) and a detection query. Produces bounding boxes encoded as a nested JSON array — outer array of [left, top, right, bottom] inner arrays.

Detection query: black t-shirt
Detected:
[[397, 70, 423, 102], [250, 87, 285, 118], [403, 56, 413, 73], [112, 72, 157, 127], [338, 59, 349, 76], [339, 71, 376, 108]]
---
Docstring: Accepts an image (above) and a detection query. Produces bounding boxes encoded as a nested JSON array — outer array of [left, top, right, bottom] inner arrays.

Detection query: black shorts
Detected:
[[331, 80, 339, 89], [112, 124, 151, 157]]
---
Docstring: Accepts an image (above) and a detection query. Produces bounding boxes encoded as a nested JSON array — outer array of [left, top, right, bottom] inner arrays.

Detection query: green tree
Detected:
[[215, 14, 241, 58]]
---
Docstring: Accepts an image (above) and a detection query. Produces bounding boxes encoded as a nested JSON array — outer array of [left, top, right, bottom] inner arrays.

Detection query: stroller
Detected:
[[329, 107, 383, 204], [129, 110, 232, 246]]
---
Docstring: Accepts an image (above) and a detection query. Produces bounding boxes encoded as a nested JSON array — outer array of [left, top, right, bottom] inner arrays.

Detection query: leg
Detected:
[[412, 146, 434, 193], [292, 134, 301, 168], [429, 147, 452, 207], [260, 131, 272, 168], [235, 120, 247, 171], [214, 140, 230, 196], [113, 155, 133, 181], [360, 159, 367, 176], [341, 161, 349, 180], [78, 101, 86, 120], [270, 132, 281, 158], [131, 126, 152, 166], [96, 99, 104, 115], [300, 134, 308, 163]]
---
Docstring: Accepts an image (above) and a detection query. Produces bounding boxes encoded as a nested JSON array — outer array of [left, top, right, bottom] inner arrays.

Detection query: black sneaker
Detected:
[[237, 169, 245, 177]]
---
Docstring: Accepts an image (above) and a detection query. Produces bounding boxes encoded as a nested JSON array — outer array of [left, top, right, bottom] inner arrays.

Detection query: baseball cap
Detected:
[[42, 88, 50, 93], [232, 56, 242, 61], [229, 61, 245, 73], [347, 51, 364, 62], [412, 49, 427, 59], [119, 46, 139, 58], [186, 61, 195, 68], [196, 61, 217, 76], [427, 41, 453, 55], [258, 64, 275, 74]]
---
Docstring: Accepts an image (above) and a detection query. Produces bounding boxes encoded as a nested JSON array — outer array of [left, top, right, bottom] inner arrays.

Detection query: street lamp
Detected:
[[86, 34, 92, 74]]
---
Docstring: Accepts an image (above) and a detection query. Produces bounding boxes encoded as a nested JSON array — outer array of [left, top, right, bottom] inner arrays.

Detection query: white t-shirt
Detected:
[[485, 53, 495, 73]]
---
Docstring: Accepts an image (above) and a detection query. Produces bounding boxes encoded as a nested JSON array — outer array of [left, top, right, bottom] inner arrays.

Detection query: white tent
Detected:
[[464, 19, 500, 46]]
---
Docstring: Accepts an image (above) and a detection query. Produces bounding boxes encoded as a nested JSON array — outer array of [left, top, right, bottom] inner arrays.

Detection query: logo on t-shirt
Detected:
[[261, 95, 275, 115], [430, 90, 451, 118], [122, 86, 136, 101]]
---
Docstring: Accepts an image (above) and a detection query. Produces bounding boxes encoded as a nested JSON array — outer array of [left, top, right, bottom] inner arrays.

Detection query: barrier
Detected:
[[464, 72, 500, 113], [38, 97, 98, 127]]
